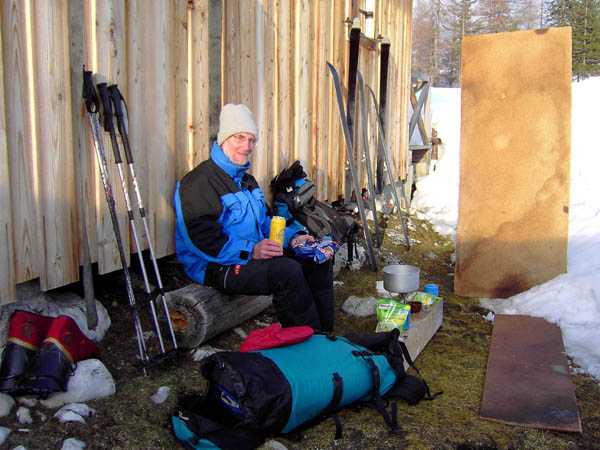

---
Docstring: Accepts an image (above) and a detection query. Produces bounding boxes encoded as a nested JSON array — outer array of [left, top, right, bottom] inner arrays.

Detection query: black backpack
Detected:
[[270, 161, 357, 243]]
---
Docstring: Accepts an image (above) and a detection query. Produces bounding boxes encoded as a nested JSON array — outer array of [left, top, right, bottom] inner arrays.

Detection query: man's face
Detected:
[[222, 132, 257, 166]]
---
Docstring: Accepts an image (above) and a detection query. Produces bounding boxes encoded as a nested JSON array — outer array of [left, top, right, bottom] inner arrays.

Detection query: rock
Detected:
[[233, 327, 247, 340], [190, 345, 222, 362], [16, 406, 33, 424], [40, 359, 115, 409], [375, 280, 398, 298], [61, 437, 86, 449], [336, 243, 366, 271], [0, 426, 11, 445], [56, 403, 95, 418], [261, 439, 289, 450], [16, 397, 37, 408], [341, 296, 377, 318], [150, 386, 170, 404], [0, 393, 16, 417], [54, 409, 86, 424]]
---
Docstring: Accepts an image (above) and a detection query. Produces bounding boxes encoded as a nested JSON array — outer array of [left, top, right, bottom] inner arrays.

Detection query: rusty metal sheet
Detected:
[[455, 27, 571, 298], [480, 314, 581, 432]]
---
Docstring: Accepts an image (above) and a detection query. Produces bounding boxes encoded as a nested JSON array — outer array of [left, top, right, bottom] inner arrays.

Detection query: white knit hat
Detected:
[[217, 103, 258, 146]]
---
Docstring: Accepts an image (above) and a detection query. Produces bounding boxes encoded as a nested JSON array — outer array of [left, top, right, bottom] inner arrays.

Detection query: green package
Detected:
[[376, 298, 410, 332]]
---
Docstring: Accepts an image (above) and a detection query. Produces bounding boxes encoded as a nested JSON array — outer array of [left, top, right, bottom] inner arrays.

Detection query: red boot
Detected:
[[22, 315, 101, 397], [0, 311, 54, 394]]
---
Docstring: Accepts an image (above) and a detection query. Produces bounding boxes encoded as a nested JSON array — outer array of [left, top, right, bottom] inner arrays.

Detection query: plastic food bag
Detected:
[[404, 291, 442, 306], [292, 236, 339, 264], [376, 298, 411, 332]]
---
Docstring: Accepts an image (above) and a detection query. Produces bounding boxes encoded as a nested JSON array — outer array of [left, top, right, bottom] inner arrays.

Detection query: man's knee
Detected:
[[268, 257, 305, 289]]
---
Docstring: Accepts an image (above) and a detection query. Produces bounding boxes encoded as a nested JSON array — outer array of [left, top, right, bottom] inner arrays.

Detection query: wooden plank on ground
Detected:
[[455, 28, 571, 298], [480, 314, 581, 432]]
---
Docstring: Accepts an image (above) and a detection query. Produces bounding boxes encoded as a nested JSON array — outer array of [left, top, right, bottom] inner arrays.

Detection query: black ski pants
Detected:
[[204, 254, 334, 331]]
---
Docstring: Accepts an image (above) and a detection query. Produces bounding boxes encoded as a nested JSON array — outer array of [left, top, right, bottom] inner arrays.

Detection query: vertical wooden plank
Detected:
[[188, 0, 210, 172], [92, 0, 129, 274], [0, 21, 16, 303], [124, 0, 149, 252], [144, 0, 176, 257], [222, 2, 235, 103], [256, 0, 276, 189], [68, 0, 86, 287], [31, 0, 78, 290], [311, 0, 325, 199], [249, 0, 265, 189], [1, 0, 40, 284], [294, 0, 312, 174], [275, 0, 292, 176], [174, 0, 189, 176]]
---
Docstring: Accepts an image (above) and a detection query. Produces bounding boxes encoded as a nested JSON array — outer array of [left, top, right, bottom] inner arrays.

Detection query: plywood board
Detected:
[[480, 314, 581, 432], [455, 28, 571, 298]]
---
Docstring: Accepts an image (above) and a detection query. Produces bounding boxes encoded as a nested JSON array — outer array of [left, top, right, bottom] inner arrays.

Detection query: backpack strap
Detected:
[[394, 340, 443, 402], [351, 350, 401, 434], [282, 371, 344, 441]]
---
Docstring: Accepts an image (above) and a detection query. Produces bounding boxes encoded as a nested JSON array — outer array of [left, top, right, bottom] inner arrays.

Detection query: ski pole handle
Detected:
[[107, 85, 135, 165], [96, 82, 123, 164], [82, 67, 99, 114]]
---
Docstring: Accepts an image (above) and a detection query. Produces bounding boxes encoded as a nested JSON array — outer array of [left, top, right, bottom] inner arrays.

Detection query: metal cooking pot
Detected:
[[383, 265, 420, 294]]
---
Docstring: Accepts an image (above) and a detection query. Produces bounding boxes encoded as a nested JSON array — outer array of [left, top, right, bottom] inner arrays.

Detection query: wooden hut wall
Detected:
[[0, 0, 412, 304]]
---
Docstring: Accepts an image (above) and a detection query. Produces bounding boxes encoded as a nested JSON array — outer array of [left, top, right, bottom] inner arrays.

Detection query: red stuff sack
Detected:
[[240, 323, 314, 352]]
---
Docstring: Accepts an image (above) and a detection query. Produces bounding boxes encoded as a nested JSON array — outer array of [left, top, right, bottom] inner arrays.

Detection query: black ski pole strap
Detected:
[[82, 67, 99, 114]]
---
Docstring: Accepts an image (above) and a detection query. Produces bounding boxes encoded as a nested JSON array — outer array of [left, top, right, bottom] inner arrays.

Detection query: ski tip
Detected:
[[381, 35, 390, 45], [352, 17, 361, 30]]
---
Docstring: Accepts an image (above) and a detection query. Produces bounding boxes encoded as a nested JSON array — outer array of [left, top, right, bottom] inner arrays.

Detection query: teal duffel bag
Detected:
[[172, 329, 439, 449]]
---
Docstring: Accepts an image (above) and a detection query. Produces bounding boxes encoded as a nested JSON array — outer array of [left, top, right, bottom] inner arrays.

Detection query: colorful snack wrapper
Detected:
[[292, 236, 340, 264]]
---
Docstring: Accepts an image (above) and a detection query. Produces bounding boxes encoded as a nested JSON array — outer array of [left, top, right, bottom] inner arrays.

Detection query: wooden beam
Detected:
[[32, 1, 78, 290], [0, 22, 16, 303], [2, 0, 40, 285]]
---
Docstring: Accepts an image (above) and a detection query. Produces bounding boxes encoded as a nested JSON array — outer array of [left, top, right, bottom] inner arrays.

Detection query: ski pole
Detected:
[[356, 70, 382, 247], [82, 68, 150, 375], [95, 82, 169, 355], [366, 85, 411, 251], [107, 84, 178, 351]]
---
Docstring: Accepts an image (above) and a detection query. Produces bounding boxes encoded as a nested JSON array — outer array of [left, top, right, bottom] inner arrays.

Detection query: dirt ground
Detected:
[[1, 215, 599, 450]]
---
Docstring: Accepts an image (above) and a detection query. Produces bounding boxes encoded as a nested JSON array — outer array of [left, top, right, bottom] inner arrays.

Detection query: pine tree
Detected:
[[440, 0, 480, 86], [477, 0, 516, 33], [546, 0, 600, 79]]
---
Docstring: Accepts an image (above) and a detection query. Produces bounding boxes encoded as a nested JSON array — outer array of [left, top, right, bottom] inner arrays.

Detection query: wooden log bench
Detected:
[[164, 284, 273, 349]]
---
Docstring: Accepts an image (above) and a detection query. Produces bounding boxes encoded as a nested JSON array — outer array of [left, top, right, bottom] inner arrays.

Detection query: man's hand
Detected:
[[252, 239, 284, 259], [289, 234, 315, 248]]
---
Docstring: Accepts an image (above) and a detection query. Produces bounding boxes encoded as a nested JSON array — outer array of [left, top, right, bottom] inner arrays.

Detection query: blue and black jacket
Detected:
[[173, 142, 305, 284]]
